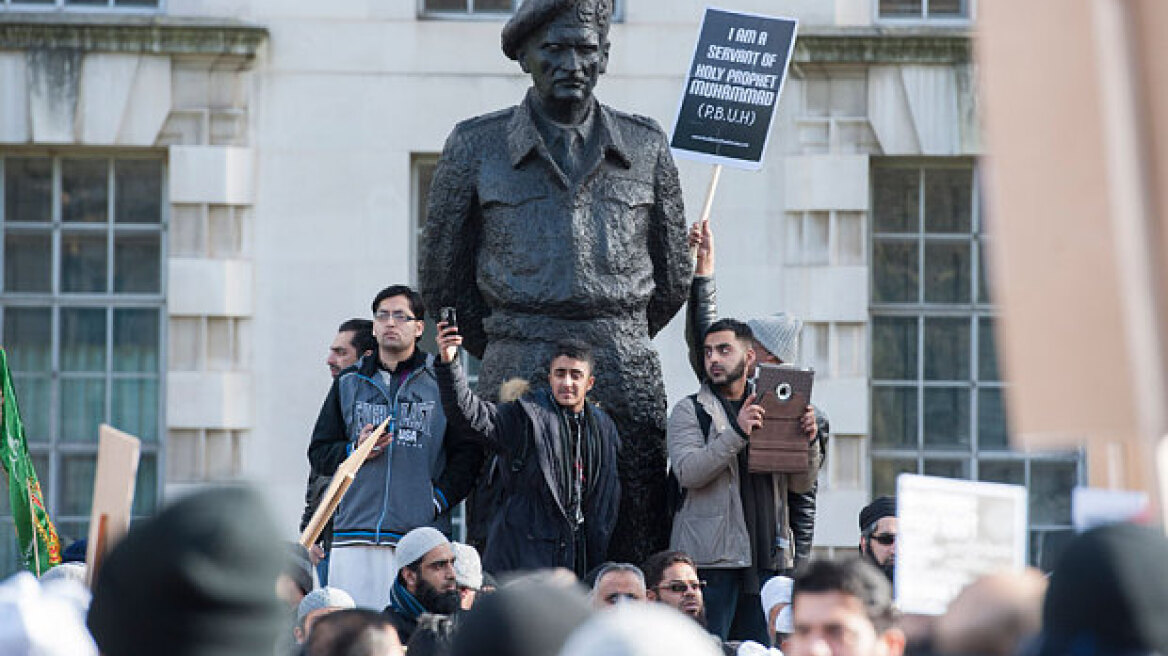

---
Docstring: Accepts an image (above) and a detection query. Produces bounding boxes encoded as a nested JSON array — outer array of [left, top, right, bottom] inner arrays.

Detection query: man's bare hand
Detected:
[[308, 544, 325, 565], [736, 393, 765, 436], [688, 219, 715, 277], [357, 422, 391, 461], [801, 405, 818, 442], [437, 321, 462, 364]]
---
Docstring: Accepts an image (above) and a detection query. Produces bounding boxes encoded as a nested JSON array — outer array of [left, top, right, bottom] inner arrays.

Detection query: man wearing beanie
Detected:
[[421, 0, 691, 566], [382, 527, 460, 643], [294, 586, 357, 646], [858, 496, 897, 583], [86, 486, 285, 656], [451, 542, 483, 610]]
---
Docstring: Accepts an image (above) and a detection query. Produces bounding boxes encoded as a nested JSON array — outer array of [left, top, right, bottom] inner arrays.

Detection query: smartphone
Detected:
[[440, 306, 457, 328]]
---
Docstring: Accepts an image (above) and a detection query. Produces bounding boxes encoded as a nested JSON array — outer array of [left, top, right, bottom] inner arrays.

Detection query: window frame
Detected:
[[0, 150, 167, 571], [873, 0, 975, 25], [418, 0, 624, 22], [1, 0, 163, 12]]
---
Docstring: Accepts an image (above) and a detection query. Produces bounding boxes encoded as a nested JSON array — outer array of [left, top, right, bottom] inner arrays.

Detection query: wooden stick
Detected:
[[88, 513, 108, 589], [299, 416, 391, 549], [691, 164, 724, 262]]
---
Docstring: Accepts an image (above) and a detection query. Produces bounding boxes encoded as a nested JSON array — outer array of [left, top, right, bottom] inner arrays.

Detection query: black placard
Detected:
[[670, 7, 797, 170]]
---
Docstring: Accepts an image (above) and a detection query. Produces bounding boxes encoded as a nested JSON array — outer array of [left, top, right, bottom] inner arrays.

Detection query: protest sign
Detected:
[[300, 416, 391, 549], [896, 474, 1027, 615], [86, 424, 141, 587], [1072, 486, 1150, 531], [671, 7, 797, 170]]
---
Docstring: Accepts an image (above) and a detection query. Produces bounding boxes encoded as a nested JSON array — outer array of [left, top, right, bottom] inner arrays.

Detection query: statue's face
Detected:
[[517, 12, 609, 110]]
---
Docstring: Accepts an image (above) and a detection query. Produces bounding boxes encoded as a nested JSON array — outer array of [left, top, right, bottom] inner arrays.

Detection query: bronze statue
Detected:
[[420, 0, 691, 563]]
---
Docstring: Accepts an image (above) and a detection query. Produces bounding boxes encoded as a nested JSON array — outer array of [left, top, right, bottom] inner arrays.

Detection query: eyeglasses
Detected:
[[374, 310, 418, 324], [870, 533, 896, 546], [656, 580, 706, 594]]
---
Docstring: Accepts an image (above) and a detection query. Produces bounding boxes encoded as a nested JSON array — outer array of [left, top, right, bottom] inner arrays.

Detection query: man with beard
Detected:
[[643, 551, 707, 627], [382, 527, 461, 643], [858, 497, 897, 584], [668, 319, 822, 644]]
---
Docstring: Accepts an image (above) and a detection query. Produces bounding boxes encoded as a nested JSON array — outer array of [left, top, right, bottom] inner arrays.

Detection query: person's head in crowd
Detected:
[[935, 569, 1046, 656], [702, 319, 756, 394], [450, 577, 592, 656], [61, 538, 87, 563], [0, 570, 97, 656], [642, 550, 706, 627], [87, 486, 285, 656], [394, 527, 460, 615], [761, 575, 794, 646], [371, 285, 426, 362], [591, 562, 647, 608], [306, 608, 403, 656], [451, 542, 483, 610], [406, 613, 457, 656], [329, 318, 376, 377], [747, 313, 802, 365], [279, 541, 315, 608], [295, 586, 357, 645], [1035, 522, 1168, 656], [547, 339, 596, 413], [858, 496, 897, 583], [788, 558, 905, 656], [559, 602, 723, 656]]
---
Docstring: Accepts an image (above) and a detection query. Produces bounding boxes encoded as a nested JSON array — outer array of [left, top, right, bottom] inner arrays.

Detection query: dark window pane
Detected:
[[872, 457, 917, 498], [1030, 461, 1077, 525], [114, 309, 159, 372], [978, 388, 1010, 450], [60, 455, 97, 516], [924, 241, 971, 303], [61, 308, 107, 372], [923, 387, 970, 450], [11, 375, 50, 443], [112, 378, 157, 442], [923, 458, 969, 479], [114, 160, 162, 223], [873, 168, 919, 232], [872, 386, 917, 448], [426, 0, 467, 10], [114, 233, 161, 293], [61, 232, 108, 292], [924, 317, 970, 380], [929, 0, 968, 17], [116, 0, 161, 6], [4, 231, 51, 292], [872, 316, 918, 380], [978, 240, 991, 304], [978, 317, 1001, 381], [924, 168, 972, 233], [873, 240, 919, 303], [3, 307, 52, 371], [978, 459, 1023, 486], [880, 0, 923, 16], [4, 157, 52, 223], [66, 0, 107, 4], [59, 378, 104, 443], [62, 159, 108, 224], [0, 519, 16, 578], [132, 454, 157, 515]]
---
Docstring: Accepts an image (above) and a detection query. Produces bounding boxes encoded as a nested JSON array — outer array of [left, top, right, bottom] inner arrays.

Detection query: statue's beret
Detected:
[[501, 0, 610, 60]]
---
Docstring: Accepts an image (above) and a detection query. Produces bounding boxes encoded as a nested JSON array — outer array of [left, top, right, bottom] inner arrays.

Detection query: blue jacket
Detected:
[[308, 351, 483, 546]]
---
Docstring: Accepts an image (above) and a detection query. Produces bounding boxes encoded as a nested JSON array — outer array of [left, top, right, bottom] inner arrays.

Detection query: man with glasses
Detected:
[[591, 562, 648, 609], [642, 550, 708, 627], [858, 496, 897, 584], [309, 285, 483, 609]]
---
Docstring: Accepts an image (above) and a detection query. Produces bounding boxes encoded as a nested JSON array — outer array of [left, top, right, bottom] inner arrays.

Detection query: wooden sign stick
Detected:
[[691, 164, 724, 263], [299, 416, 391, 549]]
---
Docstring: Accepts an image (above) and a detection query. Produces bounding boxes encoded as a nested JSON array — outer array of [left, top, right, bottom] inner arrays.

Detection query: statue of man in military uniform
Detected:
[[420, 0, 691, 563]]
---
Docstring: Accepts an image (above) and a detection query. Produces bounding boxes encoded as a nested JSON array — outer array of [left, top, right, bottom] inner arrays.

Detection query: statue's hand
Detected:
[[437, 321, 462, 364]]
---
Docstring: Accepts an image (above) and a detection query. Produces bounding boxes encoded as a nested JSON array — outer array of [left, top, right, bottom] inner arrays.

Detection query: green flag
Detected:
[[0, 347, 61, 575]]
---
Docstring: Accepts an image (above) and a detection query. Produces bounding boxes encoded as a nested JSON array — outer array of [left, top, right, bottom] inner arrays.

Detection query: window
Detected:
[[1, 0, 160, 10], [877, 0, 972, 21], [795, 68, 879, 156], [421, 0, 622, 19], [0, 154, 165, 576], [869, 162, 1080, 570], [787, 211, 867, 266]]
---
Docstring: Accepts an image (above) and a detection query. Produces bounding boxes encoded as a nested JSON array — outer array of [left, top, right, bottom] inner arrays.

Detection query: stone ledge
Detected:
[[796, 26, 972, 65], [0, 13, 267, 58]]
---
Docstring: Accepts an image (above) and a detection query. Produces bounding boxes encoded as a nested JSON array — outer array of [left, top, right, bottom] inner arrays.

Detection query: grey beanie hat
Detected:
[[296, 586, 355, 625], [747, 313, 802, 364], [396, 527, 449, 570], [452, 542, 483, 590]]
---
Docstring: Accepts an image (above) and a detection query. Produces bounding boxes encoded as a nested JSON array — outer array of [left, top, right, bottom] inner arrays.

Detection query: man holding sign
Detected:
[[308, 285, 483, 609], [421, 0, 691, 563]]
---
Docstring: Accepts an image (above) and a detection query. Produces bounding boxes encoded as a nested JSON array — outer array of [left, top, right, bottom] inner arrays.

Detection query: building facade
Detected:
[[0, 0, 1081, 575]]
